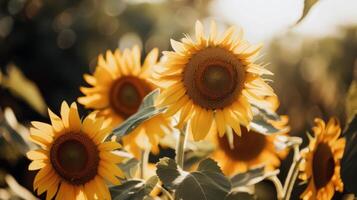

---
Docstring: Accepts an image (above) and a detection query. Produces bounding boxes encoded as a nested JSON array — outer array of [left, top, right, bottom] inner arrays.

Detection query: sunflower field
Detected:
[[0, 0, 356, 200]]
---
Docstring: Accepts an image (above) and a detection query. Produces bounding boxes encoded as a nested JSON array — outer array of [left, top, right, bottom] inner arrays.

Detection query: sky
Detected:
[[211, 0, 357, 42]]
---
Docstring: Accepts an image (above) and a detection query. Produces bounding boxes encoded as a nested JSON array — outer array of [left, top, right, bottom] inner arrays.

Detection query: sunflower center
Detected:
[[312, 142, 335, 189], [110, 76, 151, 118], [183, 47, 245, 109], [217, 126, 267, 161], [50, 133, 99, 185]]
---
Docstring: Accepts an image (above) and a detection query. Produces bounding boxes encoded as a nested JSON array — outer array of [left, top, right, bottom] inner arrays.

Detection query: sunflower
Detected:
[[210, 114, 290, 176], [299, 118, 345, 200], [156, 20, 275, 141], [27, 101, 125, 200], [78, 46, 172, 158]]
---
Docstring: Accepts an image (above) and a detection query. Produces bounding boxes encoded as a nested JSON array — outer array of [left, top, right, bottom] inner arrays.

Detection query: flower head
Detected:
[[299, 118, 345, 200], [78, 47, 172, 158], [156, 20, 275, 140], [27, 101, 125, 200]]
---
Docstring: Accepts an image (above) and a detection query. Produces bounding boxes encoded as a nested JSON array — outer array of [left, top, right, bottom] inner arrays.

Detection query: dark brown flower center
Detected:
[[183, 47, 245, 109], [312, 142, 335, 189], [110, 76, 152, 118], [50, 133, 99, 185], [217, 126, 267, 161]]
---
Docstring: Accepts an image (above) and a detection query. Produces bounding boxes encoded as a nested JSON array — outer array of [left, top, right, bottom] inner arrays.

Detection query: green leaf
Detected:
[[252, 105, 280, 121], [230, 167, 279, 188], [118, 158, 140, 179], [156, 157, 182, 189], [274, 136, 302, 151], [110, 176, 158, 200], [156, 157, 231, 200], [296, 0, 319, 24], [112, 89, 166, 137], [250, 115, 282, 135], [138, 88, 160, 110]]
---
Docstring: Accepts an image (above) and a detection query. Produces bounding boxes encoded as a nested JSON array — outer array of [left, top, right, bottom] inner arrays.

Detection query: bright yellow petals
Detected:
[[156, 20, 275, 141], [299, 118, 346, 200], [27, 101, 125, 200], [78, 46, 172, 159], [210, 115, 290, 176]]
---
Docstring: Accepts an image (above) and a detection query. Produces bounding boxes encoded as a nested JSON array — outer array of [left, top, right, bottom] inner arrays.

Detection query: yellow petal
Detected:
[[84, 180, 97, 200], [191, 108, 213, 141], [26, 149, 48, 160], [100, 161, 125, 178], [223, 109, 242, 136], [165, 96, 189, 116], [141, 48, 159, 75], [215, 109, 226, 137], [99, 151, 124, 163], [28, 160, 47, 170], [195, 20, 204, 44], [94, 176, 111, 200], [45, 177, 59, 200], [69, 102, 81, 133], [30, 128, 53, 143], [131, 45, 141, 75], [83, 74, 97, 86], [48, 108, 65, 134], [171, 39, 186, 54], [31, 121, 54, 137], [158, 83, 185, 107], [34, 165, 52, 188], [98, 141, 121, 151], [60, 101, 70, 130], [62, 182, 75, 200], [209, 20, 217, 44]]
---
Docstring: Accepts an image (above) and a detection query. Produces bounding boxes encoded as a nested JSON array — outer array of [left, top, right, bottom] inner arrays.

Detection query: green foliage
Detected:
[[112, 89, 166, 138], [250, 115, 281, 135], [156, 158, 231, 200], [118, 158, 140, 179], [296, 0, 320, 24], [110, 176, 158, 200], [250, 104, 288, 135]]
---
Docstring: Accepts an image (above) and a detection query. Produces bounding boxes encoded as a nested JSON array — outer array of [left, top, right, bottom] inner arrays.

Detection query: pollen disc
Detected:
[[183, 47, 245, 109], [312, 143, 335, 189], [50, 133, 99, 185], [217, 126, 267, 161], [110, 76, 151, 118]]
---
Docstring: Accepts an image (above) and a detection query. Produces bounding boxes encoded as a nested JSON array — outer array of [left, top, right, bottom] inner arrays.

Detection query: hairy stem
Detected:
[[283, 144, 302, 200], [269, 175, 284, 200], [176, 125, 188, 168], [140, 148, 150, 179]]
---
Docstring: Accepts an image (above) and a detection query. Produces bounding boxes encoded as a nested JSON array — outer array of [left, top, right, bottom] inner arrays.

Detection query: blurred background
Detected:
[[0, 0, 356, 199]]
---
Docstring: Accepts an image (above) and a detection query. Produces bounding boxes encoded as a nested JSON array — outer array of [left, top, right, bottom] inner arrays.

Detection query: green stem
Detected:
[[140, 148, 150, 179], [268, 175, 284, 200], [176, 125, 188, 169], [283, 144, 302, 200]]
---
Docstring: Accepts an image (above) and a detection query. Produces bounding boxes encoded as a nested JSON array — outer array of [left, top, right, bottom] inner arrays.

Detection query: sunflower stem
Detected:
[[176, 124, 188, 169], [283, 144, 302, 200], [268, 175, 284, 200], [140, 148, 150, 179]]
